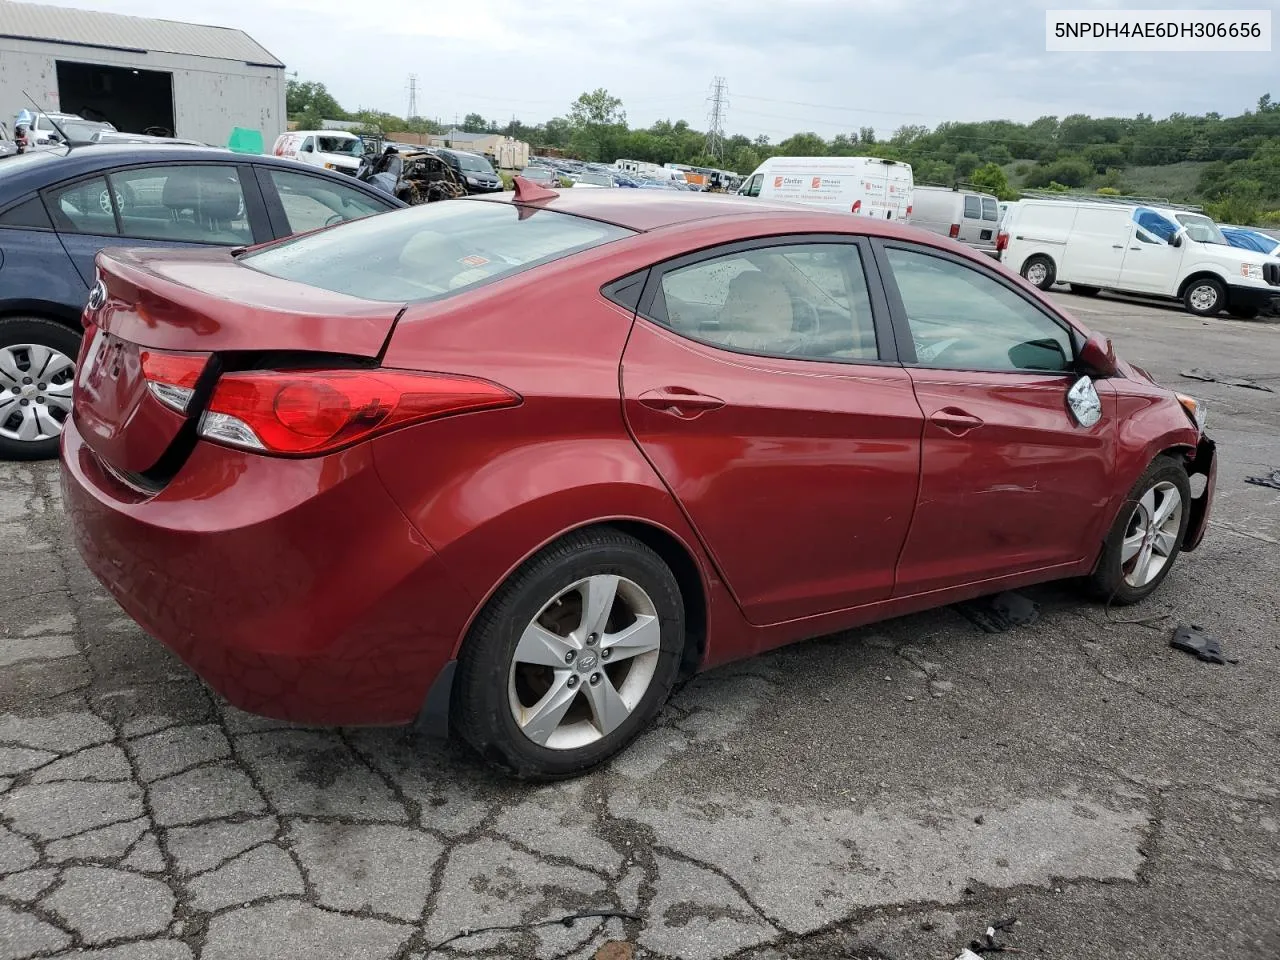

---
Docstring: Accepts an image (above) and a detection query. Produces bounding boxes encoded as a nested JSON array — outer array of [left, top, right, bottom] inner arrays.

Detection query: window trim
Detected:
[[871, 237, 1084, 374], [39, 172, 122, 237], [0, 193, 56, 232], [103, 163, 260, 246], [962, 195, 982, 220], [633, 233, 900, 366]]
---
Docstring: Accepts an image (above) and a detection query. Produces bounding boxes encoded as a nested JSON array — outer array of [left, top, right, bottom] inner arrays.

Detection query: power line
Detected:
[[706, 76, 727, 160]]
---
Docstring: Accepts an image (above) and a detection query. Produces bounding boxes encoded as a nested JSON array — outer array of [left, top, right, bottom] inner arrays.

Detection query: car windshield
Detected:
[[577, 172, 612, 185], [317, 136, 364, 156], [522, 167, 554, 180], [243, 200, 634, 302], [456, 154, 494, 174], [1175, 213, 1227, 245]]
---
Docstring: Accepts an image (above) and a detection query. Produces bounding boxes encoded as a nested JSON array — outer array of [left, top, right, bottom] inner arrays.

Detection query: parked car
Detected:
[[271, 131, 369, 176], [63, 186, 1216, 779], [737, 155, 914, 220], [14, 110, 115, 150], [434, 148, 503, 194], [89, 131, 207, 147], [908, 185, 1001, 256], [0, 144, 405, 459], [0, 123, 16, 160], [573, 171, 615, 188], [519, 166, 561, 188], [1000, 199, 1280, 317], [1221, 225, 1280, 257]]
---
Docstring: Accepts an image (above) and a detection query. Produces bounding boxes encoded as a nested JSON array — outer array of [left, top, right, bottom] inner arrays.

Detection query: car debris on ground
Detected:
[[956, 591, 1041, 633], [1170, 623, 1234, 665], [1245, 469, 1280, 491], [1180, 368, 1275, 392]]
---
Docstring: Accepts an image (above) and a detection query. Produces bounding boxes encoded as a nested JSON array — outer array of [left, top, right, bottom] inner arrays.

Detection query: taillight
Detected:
[[140, 350, 209, 414], [198, 369, 520, 456], [996, 231, 1009, 252], [851, 200, 862, 214], [948, 223, 960, 238], [906, 205, 912, 216]]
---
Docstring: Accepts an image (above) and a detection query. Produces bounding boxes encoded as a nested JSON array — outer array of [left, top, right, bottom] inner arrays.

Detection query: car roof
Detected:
[[471, 188, 929, 235], [0, 144, 396, 204]]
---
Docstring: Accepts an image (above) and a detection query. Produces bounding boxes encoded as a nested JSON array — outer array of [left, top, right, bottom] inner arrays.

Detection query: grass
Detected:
[[1001, 159, 1212, 204]]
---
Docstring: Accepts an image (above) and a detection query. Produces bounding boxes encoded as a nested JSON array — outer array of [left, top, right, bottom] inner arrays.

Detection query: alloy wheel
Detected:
[[0, 344, 75, 443], [508, 574, 661, 750], [1121, 481, 1183, 588]]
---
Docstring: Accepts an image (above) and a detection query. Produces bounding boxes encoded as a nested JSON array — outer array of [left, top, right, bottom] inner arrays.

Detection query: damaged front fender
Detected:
[[1182, 433, 1217, 552]]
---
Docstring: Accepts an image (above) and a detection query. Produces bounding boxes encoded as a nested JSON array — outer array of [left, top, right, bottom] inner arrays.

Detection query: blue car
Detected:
[[1221, 225, 1280, 258], [0, 144, 404, 460]]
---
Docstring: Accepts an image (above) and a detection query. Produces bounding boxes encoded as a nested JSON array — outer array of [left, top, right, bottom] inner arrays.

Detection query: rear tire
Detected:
[[451, 528, 685, 779], [0, 317, 82, 462], [1070, 284, 1101, 297], [1087, 455, 1191, 606], [1183, 277, 1225, 317], [1021, 255, 1056, 290]]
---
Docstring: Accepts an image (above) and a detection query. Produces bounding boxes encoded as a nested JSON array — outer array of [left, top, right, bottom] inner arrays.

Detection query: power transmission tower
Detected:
[[406, 74, 418, 121], [705, 76, 727, 160]]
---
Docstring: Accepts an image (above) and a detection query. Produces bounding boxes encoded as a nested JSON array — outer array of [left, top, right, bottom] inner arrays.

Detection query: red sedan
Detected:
[[62, 180, 1216, 779]]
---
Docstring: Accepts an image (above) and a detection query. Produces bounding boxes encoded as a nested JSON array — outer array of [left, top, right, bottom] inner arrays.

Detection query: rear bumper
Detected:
[[1182, 433, 1217, 552], [61, 419, 474, 725]]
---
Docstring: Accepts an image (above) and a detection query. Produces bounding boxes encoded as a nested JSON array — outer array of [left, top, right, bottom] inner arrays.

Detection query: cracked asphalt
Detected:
[[2, 290, 1279, 960]]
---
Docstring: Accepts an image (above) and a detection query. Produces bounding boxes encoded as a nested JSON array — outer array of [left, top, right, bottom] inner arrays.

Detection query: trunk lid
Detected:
[[76, 246, 406, 476]]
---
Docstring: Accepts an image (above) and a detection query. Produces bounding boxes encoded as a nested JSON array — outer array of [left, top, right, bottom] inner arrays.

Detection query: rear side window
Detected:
[[243, 199, 633, 302], [963, 195, 981, 219], [46, 177, 117, 235], [109, 165, 252, 245], [981, 197, 999, 221], [0, 196, 53, 229], [266, 168, 389, 234]]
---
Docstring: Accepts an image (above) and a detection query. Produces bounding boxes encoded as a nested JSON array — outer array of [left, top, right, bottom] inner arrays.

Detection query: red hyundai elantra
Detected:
[[62, 180, 1216, 778]]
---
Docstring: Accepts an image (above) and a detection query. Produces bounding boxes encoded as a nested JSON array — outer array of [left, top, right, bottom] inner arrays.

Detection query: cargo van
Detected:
[[1000, 199, 1280, 317], [271, 130, 368, 176], [908, 185, 1001, 255], [736, 156, 914, 220]]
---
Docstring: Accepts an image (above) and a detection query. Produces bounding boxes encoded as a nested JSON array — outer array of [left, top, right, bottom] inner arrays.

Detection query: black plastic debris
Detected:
[[956, 591, 1041, 633], [1180, 368, 1275, 392], [1245, 469, 1280, 491], [1170, 624, 1230, 665], [967, 916, 1020, 954]]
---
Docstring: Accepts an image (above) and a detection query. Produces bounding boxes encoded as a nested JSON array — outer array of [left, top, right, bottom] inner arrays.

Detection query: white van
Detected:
[[737, 156, 913, 220], [908, 185, 1001, 255], [1000, 199, 1280, 317], [272, 130, 368, 176]]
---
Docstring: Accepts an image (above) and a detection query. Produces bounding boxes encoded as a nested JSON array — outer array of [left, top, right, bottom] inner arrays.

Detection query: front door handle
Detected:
[[929, 407, 984, 435], [638, 387, 725, 418], [1129, 246, 1142, 251]]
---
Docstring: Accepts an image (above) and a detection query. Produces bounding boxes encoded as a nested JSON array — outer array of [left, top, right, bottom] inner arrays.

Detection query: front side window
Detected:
[[244, 200, 632, 302], [743, 174, 763, 198], [1133, 207, 1177, 244], [109, 165, 251, 244], [886, 246, 1073, 373], [267, 168, 389, 235], [963, 195, 981, 219], [45, 176, 117, 235], [651, 243, 879, 362]]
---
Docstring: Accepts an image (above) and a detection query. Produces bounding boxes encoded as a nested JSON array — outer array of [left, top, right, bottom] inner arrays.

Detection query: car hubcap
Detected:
[[1122, 481, 1182, 588], [508, 574, 661, 751], [1026, 263, 1047, 285], [0, 344, 75, 443], [1190, 285, 1217, 312]]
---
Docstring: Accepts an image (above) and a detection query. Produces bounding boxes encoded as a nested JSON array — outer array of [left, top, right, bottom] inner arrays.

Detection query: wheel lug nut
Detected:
[[601, 648, 612, 660], [19, 399, 29, 406], [589, 672, 601, 685], [37, 383, 45, 390], [567, 675, 579, 688], [564, 650, 575, 664], [587, 633, 598, 646], [22, 377, 32, 385]]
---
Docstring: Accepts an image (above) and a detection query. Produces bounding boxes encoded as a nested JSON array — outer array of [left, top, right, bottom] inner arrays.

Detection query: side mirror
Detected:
[[1067, 375, 1103, 428], [1170, 231, 1183, 248], [300, 143, 313, 153], [1079, 332, 1117, 377]]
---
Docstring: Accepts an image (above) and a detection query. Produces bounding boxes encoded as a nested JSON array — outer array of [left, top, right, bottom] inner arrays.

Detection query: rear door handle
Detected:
[[638, 387, 725, 418], [929, 407, 984, 435], [1112, 244, 1125, 249]]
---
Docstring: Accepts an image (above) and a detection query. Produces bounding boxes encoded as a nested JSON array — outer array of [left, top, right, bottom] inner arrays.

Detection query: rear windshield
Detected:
[[242, 199, 634, 302]]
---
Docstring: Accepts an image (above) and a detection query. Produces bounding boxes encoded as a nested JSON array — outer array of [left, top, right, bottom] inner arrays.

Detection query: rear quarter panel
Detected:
[[0, 227, 85, 319]]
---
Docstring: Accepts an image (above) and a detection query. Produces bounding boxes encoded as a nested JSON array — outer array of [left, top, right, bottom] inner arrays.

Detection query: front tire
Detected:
[[1021, 255, 1056, 290], [1088, 455, 1191, 606], [1183, 278, 1225, 317], [0, 317, 81, 462], [452, 528, 685, 779]]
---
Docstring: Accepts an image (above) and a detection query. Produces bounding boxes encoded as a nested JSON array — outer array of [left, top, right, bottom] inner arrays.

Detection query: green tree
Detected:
[[970, 162, 1016, 200], [461, 113, 488, 133], [286, 80, 345, 121], [777, 132, 827, 156], [568, 89, 626, 161], [954, 152, 980, 177]]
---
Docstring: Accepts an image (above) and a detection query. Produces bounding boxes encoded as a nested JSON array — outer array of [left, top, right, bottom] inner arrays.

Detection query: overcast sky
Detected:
[[23, 0, 1280, 139]]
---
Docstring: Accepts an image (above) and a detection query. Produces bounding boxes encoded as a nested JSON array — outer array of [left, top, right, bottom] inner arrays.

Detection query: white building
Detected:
[[0, 0, 286, 148]]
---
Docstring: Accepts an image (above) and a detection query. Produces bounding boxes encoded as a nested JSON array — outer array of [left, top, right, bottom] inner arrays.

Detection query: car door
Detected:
[[43, 164, 272, 287], [1117, 207, 1183, 295], [874, 241, 1115, 596], [621, 236, 924, 626], [254, 166, 397, 239], [959, 194, 984, 243]]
